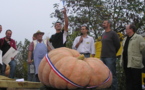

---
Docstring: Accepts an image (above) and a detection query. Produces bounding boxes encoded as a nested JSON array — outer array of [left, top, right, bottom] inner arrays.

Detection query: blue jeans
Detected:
[[9, 60, 16, 78], [81, 53, 90, 58], [1, 60, 16, 78], [101, 58, 117, 90], [84, 54, 90, 58]]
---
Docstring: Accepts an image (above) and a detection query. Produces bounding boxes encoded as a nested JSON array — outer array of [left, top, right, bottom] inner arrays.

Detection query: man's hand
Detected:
[[62, 7, 66, 14], [62, 7, 68, 32], [28, 59, 33, 64], [79, 36, 83, 43], [91, 54, 95, 57], [75, 36, 83, 49], [11, 57, 14, 60]]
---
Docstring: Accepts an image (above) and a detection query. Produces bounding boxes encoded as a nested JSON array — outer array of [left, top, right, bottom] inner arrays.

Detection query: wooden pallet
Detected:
[[0, 75, 43, 90]]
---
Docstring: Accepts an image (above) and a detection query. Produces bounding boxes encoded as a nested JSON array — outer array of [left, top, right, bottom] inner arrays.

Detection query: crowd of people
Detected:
[[0, 7, 145, 90]]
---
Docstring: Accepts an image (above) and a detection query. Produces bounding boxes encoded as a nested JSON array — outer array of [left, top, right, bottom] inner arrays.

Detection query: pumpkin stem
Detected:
[[77, 54, 85, 60]]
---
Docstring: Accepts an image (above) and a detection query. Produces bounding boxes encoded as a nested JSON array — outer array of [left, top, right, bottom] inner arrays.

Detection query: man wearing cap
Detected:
[[28, 30, 51, 82], [50, 7, 68, 48]]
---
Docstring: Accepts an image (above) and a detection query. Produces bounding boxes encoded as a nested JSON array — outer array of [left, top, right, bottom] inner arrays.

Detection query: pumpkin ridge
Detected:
[[54, 57, 88, 88], [68, 60, 91, 87], [84, 58, 112, 89], [83, 59, 98, 87]]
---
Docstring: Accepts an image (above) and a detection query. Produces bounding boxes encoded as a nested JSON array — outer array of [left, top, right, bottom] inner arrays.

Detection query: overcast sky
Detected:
[[0, 0, 63, 43]]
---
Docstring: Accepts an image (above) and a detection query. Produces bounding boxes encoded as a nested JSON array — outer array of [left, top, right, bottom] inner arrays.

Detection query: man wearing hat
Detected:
[[27, 33, 37, 81], [28, 30, 51, 82]]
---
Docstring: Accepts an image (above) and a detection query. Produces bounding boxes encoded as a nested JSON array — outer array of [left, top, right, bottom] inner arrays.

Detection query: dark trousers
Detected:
[[35, 74, 40, 82], [124, 68, 142, 90], [0, 64, 2, 75], [101, 58, 117, 90]]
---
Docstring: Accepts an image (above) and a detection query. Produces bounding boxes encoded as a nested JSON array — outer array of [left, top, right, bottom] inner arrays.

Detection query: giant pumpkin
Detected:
[[38, 47, 112, 89]]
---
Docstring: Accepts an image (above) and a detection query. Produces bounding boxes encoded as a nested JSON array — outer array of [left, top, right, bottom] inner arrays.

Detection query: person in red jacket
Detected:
[[0, 29, 17, 78], [0, 25, 2, 75], [0, 25, 2, 33]]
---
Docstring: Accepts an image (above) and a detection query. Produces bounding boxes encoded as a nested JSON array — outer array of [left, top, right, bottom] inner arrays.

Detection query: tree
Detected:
[[51, 0, 110, 48], [51, 0, 145, 36], [15, 39, 30, 80], [104, 0, 145, 32]]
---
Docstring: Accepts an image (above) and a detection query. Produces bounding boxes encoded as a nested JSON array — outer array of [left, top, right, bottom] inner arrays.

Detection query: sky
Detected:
[[0, 0, 64, 43]]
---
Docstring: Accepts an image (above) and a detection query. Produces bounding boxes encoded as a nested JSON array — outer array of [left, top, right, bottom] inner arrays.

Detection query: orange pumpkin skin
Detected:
[[38, 47, 112, 89], [84, 58, 112, 89]]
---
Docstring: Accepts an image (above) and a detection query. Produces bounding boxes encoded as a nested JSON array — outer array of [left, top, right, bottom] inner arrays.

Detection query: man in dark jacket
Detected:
[[0, 29, 17, 78]]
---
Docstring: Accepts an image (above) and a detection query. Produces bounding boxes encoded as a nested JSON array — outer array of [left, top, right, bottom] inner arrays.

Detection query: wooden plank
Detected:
[[7, 89, 39, 90], [0, 75, 43, 89]]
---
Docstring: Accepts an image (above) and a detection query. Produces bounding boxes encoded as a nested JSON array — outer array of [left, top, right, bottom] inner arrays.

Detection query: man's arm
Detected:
[[90, 37, 95, 57], [113, 32, 120, 53], [13, 40, 17, 50], [27, 42, 34, 64], [11, 39, 17, 60], [62, 7, 68, 32], [28, 51, 32, 63], [72, 36, 83, 49], [0, 39, 3, 49], [139, 36, 145, 54], [47, 40, 53, 51]]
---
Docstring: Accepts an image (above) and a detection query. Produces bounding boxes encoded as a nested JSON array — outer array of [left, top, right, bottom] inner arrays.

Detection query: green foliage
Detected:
[[51, 0, 145, 39], [15, 39, 30, 80], [116, 57, 126, 90], [104, 0, 145, 30], [66, 31, 80, 48]]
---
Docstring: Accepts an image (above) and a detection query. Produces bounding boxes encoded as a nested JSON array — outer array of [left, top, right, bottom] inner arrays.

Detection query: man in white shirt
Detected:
[[72, 26, 95, 58]]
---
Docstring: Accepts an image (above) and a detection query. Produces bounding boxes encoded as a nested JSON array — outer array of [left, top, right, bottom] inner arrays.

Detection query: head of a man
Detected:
[[54, 22, 62, 32], [35, 30, 44, 41], [125, 24, 136, 36], [5, 29, 12, 39], [81, 26, 89, 35], [102, 20, 111, 29], [0, 25, 2, 33], [32, 33, 37, 40]]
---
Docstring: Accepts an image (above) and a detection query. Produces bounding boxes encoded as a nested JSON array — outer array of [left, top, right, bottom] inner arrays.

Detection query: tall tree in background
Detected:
[[15, 39, 30, 79], [51, 0, 144, 48], [51, 0, 109, 48], [51, 0, 144, 35], [105, 0, 145, 32]]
